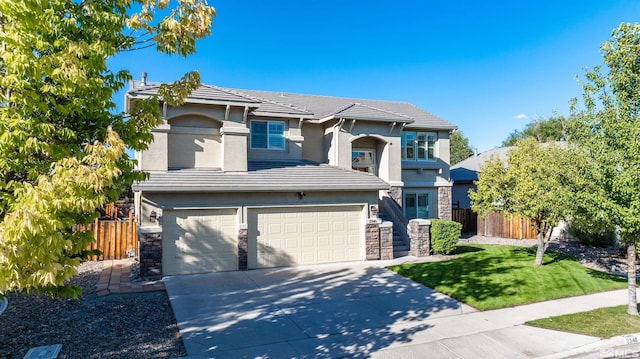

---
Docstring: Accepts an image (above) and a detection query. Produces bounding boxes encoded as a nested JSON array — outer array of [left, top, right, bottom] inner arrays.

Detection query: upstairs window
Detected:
[[251, 120, 285, 150], [401, 131, 437, 160]]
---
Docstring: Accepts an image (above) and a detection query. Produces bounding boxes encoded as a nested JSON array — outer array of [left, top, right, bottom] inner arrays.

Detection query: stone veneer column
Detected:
[[238, 223, 248, 271], [437, 186, 452, 220], [138, 226, 163, 279], [379, 221, 394, 260], [407, 219, 431, 257], [388, 186, 403, 207], [365, 219, 381, 260]]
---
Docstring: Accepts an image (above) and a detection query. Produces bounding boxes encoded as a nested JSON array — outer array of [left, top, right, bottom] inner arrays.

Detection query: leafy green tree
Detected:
[[470, 139, 584, 266], [0, 0, 215, 298], [569, 22, 640, 315], [450, 131, 474, 165], [502, 116, 566, 147]]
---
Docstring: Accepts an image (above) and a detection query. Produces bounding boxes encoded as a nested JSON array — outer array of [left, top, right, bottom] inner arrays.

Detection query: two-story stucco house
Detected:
[[129, 80, 457, 276]]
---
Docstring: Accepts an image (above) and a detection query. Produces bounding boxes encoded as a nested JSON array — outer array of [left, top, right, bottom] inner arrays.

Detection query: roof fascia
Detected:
[[250, 111, 314, 119], [318, 115, 414, 124], [127, 92, 261, 108]]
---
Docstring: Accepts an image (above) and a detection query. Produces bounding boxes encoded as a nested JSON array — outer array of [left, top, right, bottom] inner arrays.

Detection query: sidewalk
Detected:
[[96, 259, 165, 296]]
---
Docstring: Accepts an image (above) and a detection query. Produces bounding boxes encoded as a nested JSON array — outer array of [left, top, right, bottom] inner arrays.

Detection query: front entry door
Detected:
[[404, 193, 429, 220]]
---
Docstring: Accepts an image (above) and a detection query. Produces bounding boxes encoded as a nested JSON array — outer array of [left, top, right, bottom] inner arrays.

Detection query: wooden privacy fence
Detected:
[[477, 212, 537, 239], [452, 209, 537, 239], [451, 208, 477, 234], [74, 218, 138, 261]]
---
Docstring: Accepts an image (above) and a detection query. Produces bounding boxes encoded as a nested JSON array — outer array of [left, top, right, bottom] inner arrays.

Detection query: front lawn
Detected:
[[388, 245, 628, 310], [526, 305, 640, 338]]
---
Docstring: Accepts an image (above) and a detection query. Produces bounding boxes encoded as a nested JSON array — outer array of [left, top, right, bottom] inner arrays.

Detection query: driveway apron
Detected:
[[164, 261, 599, 358]]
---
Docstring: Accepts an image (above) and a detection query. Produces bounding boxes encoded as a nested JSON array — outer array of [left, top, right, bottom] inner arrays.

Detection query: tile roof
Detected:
[[127, 81, 456, 130], [128, 82, 259, 105], [450, 147, 512, 182], [450, 142, 566, 181], [132, 161, 390, 192]]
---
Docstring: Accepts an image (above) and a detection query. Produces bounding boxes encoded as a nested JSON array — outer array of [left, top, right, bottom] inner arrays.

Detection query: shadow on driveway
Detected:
[[164, 262, 474, 357]]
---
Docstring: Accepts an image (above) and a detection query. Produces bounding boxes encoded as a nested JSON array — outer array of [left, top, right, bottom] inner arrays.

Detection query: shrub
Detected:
[[430, 219, 462, 254], [567, 221, 616, 248]]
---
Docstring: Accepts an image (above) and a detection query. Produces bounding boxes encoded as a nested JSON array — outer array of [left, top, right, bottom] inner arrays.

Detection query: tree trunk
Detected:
[[627, 243, 638, 315], [534, 231, 545, 266]]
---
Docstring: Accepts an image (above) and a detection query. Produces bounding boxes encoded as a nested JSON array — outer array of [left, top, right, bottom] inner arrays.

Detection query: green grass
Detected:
[[388, 245, 628, 310], [526, 305, 640, 338]]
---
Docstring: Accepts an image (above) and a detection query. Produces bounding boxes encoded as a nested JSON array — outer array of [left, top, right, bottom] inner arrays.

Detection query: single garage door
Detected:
[[248, 206, 363, 269], [163, 208, 238, 275]]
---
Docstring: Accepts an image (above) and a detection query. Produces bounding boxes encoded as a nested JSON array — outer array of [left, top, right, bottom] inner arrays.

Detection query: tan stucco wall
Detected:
[[302, 123, 327, 163], [168, 129, 222, 169], [321, 121, 402, 185], [402, 167, 438, 185], [138, 103, 252, 172], [221, 126, 249, 172], [165, 104, 245, 125], [140, 124, 170, 171], [139, 190, 379, 227]]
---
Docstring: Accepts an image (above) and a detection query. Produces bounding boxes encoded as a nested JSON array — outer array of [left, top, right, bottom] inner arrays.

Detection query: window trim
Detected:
[[250, 120, 286, 150], [401, 131, 437, 161]]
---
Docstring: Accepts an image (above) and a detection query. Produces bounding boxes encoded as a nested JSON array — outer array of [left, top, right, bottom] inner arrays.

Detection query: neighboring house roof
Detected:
[[132, 161, 390, 192], [450, 141, 567, 182], [127, 81, 456, 130], [450, 146, 512, 182]]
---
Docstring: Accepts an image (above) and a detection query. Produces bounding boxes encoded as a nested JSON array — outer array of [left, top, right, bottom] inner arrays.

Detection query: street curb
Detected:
[[536, 333, 640, 359]]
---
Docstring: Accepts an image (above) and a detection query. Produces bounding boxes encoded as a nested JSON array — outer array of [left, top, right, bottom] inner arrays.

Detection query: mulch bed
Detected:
[[0, 261, 186, 359]]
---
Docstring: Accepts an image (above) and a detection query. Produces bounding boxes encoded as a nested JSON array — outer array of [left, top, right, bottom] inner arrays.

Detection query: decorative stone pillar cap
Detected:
[[138, 226, 162, 234], [409, 219, 431, 225], [379, 221, 393, 228], [367, 218, 382, 224], [239, 223, 248, 230]]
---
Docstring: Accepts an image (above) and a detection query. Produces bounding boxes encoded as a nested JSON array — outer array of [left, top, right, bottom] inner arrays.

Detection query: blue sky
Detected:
[[109, 0, 640, 152]]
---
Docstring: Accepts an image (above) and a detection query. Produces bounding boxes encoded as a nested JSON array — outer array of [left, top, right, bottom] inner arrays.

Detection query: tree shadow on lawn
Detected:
[[451, 245, 485, 254], [509, 246, 570, 266], [511, 246, 628, 284], [393, 244, 629, 313], [391, 246, 527, 310]]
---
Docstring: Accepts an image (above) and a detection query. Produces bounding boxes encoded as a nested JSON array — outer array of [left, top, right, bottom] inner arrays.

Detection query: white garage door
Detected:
[[248, 206, 363, 269], [163, 209, 238, 275]]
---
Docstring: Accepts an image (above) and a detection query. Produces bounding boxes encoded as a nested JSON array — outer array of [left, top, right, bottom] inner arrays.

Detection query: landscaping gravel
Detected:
[[0, 261, 185, 359]]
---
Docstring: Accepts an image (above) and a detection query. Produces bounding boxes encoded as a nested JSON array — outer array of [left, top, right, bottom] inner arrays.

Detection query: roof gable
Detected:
[[127, 81, 456, 130]]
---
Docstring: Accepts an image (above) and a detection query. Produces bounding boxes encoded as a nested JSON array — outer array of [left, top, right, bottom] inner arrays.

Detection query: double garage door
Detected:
[[163, 206, 364, 275]]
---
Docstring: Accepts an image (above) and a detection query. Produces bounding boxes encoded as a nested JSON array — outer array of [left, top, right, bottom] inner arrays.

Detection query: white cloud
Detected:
[[514, 113, 528, 120]]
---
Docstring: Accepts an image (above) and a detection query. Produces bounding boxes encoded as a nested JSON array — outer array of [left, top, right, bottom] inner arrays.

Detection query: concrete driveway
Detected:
[[164, 260, 600, 358]]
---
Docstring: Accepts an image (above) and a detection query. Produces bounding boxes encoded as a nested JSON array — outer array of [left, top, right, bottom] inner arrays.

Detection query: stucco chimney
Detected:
[[141, 72, 147, 86]]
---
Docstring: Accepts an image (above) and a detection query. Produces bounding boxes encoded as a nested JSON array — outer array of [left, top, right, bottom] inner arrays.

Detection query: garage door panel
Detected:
[[248, 206, 363, 269], [301, 223, 315, 233], [163, 209, 238, 275]]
